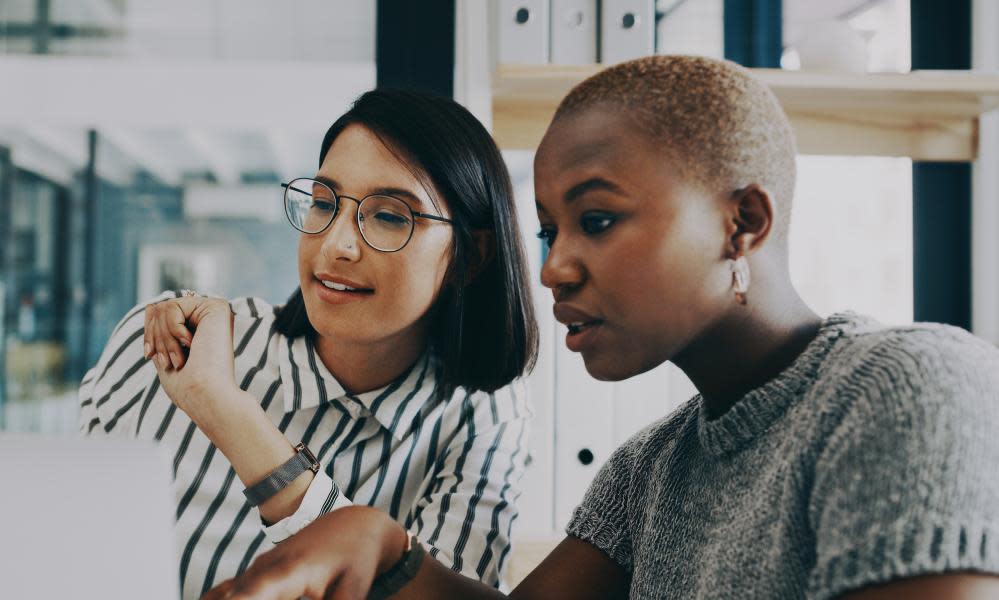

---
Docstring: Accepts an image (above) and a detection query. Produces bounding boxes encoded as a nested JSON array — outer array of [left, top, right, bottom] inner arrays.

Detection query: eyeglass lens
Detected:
[[284, 178, 414, 252]]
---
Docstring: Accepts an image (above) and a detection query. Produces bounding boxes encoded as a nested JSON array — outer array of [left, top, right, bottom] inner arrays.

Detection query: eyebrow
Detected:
[[313, 175, 427, 208], [563, 177, 625, 204]]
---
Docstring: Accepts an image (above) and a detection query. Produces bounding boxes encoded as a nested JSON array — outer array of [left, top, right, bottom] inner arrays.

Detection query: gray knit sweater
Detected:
[[566, 313, 999, 599]]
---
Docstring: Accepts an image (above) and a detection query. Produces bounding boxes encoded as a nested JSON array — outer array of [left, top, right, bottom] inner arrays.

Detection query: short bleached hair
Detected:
[[554, 55, 797, 242]]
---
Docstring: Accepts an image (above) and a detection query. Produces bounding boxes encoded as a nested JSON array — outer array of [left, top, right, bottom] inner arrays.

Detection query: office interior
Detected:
[[1, 0, 995, 588]]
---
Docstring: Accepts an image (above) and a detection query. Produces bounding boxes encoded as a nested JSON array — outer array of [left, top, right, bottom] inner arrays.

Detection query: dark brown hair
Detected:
[[275, 88, 538, 399]]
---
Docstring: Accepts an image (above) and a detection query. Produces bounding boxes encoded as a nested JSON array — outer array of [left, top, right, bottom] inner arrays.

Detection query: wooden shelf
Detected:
[[492, 65, 999, 161]]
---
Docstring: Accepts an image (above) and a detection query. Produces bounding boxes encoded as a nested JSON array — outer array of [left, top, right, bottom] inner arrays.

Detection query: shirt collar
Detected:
[[277, 334, 437, 440]]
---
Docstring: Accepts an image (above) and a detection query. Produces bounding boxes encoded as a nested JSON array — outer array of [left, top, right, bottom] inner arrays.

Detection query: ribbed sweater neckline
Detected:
[[697, 312, 867, 457]]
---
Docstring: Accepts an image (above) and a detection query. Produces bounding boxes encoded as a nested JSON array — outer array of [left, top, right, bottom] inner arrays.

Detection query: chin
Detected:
[[581, 345, 673, 382], [311, 319, 374, 343], [580, 352, 645, 382]]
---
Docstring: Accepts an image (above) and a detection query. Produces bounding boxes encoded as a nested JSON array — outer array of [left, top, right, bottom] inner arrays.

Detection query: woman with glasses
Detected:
[[78, 88, 538, 600]]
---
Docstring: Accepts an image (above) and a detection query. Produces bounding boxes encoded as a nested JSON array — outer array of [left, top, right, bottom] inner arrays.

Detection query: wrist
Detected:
[[375, 510, 410, 575]]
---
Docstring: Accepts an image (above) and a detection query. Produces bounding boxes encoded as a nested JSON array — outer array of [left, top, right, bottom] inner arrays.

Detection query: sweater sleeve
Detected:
[[565, 433, 641, 573], [807, 328, 999, 600]]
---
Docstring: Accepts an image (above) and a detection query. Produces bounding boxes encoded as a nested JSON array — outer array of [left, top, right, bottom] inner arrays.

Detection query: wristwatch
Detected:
[[368, 536, 425, 600], [243, 443, 320, 507]]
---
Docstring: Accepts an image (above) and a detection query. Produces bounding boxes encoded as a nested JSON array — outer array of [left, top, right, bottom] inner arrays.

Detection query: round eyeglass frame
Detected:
[[281, 177, 454, 253]]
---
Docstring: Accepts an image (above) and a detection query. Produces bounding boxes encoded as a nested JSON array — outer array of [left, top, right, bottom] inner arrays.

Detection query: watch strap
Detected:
[[368, 537, 425, 600], [243, 443, 320, 507]]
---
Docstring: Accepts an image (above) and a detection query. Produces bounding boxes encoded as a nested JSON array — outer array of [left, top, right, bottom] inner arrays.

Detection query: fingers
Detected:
[[223, 562, 327, 600], [143, 304, 155, 360], [182, 296, 231, 328], [153, 315, 171, 371], [213, 548, 352, 600], [200, 578, 234, 600], [325, 572, 368, 600], [163, 302, 192, 369], [143, 300, 195, 371]]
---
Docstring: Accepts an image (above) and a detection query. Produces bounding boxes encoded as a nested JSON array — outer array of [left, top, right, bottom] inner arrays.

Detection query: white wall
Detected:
[[973, 0, 999, 344]]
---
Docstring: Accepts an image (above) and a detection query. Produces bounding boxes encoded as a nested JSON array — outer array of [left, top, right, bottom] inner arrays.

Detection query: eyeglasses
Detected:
[[282, 178, 453, 253]]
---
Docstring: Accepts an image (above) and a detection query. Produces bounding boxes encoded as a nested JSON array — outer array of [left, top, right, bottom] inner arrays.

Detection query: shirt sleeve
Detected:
[[261, 469, 354, 544], [78, 292, 175, 437], [807, 329, 999, 600], [408, 385, 532, 587]]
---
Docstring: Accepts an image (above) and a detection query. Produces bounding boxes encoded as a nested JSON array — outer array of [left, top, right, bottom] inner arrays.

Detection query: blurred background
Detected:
[[0, 0, 992, 544], [0, 0, 376, 430]]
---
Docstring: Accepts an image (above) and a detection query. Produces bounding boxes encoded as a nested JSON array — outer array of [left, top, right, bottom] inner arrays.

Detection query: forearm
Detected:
[[192, 388, 313, 524], [392, 555, 508, 600], [372, 516, 508, 600]]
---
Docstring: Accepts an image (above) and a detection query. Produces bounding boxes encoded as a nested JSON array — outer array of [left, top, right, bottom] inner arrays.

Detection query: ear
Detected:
[[467, 230, 496, 280], [726, 184, 774, 258]]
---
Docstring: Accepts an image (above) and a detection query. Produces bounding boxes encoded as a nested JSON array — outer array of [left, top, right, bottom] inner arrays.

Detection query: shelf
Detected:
[[492, 65, 999, 161]]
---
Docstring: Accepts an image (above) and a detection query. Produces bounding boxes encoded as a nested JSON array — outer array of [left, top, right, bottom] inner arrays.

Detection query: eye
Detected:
[[580, 212, 616, 235], [311, 199, 336, 212], [373, 210, 411, 228], [537, 226, 557, 248]]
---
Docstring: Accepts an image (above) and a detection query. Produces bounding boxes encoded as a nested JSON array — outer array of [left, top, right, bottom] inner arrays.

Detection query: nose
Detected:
[[319, 200, 363, 261], [540, 237, 584, 293]]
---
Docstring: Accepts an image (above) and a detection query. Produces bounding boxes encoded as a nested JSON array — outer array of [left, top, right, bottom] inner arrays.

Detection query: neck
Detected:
[[673, 272, 822, 420], [313, 322, 427, 395]]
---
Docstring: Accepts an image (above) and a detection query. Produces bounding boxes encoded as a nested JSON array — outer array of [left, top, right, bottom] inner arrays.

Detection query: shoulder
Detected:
[[426, 381, 533, 459], [81, 292, 179, 425], [228, 295, 280, 322], [818, 317, 999, 435], [84, 292, 282, 418], [227, 295, 282, 348], [805, 321, 999, 596], [450, 379, 533, 433], [92, 290, 182, 380], [827, 317, 999, 388], [810, 319, 999, 496], [815, 317, 999, 417]]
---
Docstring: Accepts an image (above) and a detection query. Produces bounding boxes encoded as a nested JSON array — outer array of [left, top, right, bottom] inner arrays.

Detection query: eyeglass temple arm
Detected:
[[281, 183, 312, 196], [414, 212, 453, 223]]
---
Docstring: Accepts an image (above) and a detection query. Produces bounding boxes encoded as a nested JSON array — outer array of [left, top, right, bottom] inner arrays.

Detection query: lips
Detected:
[[312, 272, 374, 305], [314, 273, 374, 294], [553, 303, 605, 352], [553, 303, 602, 328]]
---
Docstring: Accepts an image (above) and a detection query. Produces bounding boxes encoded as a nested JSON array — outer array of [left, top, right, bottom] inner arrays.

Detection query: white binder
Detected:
[[497, 0, 551, 64], [553, 334, 616, 530], [550, 0, 598, 64], [601, 0, 655, 64]]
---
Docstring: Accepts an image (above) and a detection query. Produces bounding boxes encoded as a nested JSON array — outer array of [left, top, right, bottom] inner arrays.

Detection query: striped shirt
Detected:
[[78, 292, 531, 600]]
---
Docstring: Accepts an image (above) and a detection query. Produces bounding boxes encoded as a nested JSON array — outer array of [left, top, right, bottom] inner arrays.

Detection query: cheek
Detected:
[[297, 235, 317, 279], [378, 239, 452, 319], [597, 220, 726, 358]]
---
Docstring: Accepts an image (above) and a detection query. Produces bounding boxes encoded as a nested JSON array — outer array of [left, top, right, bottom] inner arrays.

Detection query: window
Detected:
[[0, 2, 376, 431]]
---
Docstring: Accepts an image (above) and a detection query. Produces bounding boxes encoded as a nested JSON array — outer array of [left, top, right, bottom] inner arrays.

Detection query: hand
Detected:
[[143, 295, 241, 427], [145, 295, 317, 523], [202, 506, 409, 600]]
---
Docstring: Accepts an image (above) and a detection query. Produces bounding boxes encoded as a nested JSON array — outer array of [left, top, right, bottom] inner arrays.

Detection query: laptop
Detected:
[[0, 434, 180, 599]]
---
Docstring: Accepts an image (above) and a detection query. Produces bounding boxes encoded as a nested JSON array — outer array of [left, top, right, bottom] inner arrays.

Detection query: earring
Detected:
[[728, 256, 750, 305]]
